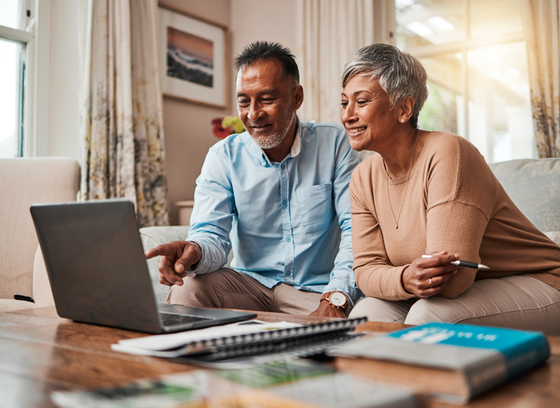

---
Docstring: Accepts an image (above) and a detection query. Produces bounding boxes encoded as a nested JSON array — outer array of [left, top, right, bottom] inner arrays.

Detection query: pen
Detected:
[[450, 260, 489, 270], [421, 255, 489, 270]]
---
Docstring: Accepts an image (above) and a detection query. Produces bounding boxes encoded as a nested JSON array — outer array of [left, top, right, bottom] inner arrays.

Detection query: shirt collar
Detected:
[[290, 119, 302, 158], [256, 117, 301, 165]]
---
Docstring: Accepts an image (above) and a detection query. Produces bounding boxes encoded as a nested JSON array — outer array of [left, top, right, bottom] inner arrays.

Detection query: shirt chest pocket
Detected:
[[293, 184, 334, 233]]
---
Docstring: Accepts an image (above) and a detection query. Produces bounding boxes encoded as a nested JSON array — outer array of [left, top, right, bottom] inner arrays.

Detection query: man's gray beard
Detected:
[[252, 110, 295, 150]]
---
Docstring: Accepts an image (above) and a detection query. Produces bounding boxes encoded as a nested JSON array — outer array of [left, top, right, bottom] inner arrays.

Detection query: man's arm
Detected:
[[311, 127, 362, 317], [183, 147, 235, 275]]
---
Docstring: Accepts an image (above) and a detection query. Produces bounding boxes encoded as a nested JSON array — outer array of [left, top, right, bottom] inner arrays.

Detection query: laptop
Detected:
[[30, 199, 257, 334]]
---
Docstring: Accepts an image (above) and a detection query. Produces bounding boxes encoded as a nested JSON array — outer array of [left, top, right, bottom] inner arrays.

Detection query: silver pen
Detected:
[[422, 255, 489, 270], [450, 260, 489, 270]]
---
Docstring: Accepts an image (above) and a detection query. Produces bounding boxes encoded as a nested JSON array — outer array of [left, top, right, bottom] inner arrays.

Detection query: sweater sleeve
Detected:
[[423, 136, 497, 298], [425, 203, 487, 297], [350, 160, 414, 300]]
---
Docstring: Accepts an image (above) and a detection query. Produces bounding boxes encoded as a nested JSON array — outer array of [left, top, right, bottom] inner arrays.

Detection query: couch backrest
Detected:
[[0, 158, 80, 301], [489, 158, 560, 235]]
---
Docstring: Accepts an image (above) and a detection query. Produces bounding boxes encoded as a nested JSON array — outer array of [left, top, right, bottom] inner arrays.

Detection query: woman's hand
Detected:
[[402, 251, 459, 298]]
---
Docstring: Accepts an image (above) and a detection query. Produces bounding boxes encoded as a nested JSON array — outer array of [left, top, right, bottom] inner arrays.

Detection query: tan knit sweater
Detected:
[[350, 131, 560, 300]]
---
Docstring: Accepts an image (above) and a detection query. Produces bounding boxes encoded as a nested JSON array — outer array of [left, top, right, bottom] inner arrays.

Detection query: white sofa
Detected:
[[0, 157, 81, 312]]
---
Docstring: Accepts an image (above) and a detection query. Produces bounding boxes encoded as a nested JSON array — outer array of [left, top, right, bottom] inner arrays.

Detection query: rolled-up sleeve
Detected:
[[187, 148, 233, 275], [323, 130, 363, 304]]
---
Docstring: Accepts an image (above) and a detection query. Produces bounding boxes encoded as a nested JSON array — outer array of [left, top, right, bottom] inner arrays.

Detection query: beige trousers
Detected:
[[168, 267, 322, 315], [349, 275, 560, 335]]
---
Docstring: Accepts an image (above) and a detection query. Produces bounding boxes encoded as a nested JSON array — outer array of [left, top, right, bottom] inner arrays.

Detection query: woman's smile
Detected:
[[346, 126, 367, 135]]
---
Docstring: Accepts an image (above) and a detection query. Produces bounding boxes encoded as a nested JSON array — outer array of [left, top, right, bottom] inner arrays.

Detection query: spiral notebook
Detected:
[[112, 317, 366, 367]]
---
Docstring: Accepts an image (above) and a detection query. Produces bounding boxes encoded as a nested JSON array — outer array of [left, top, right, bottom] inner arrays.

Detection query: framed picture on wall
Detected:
[[157, 5, 228, 108]]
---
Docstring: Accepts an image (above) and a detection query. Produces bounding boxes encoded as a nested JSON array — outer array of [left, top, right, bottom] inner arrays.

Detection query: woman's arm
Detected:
[[421, 135, 495, 298], [424, 202, 488, 298], [350, 167, 415, 300]]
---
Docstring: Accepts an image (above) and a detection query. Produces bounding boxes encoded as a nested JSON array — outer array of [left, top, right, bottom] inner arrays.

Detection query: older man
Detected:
[[146, 42, 361, 317]]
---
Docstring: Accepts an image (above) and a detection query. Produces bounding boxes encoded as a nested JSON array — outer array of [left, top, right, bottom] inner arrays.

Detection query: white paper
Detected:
[[111, 320, 301, 357]]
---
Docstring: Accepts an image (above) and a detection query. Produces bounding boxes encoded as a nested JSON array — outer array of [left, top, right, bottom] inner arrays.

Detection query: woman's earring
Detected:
[[400, 119, 405, 123]]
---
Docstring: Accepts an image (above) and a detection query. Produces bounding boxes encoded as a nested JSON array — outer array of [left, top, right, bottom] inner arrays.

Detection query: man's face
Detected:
[[236, 59, 303, 151]]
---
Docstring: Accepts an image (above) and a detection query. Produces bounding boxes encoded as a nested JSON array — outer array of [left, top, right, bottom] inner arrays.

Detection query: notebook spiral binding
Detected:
[[185, 317, 367, 362]]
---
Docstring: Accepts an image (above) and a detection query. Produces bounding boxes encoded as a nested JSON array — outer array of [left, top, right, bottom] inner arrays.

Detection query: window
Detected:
[[394, 0, 535, 163], [0, 0, 35, 158]]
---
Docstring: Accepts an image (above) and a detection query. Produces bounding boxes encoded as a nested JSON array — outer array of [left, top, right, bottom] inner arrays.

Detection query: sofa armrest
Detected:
[[139, 226, 191, 303], [32, 245, 54, 308]]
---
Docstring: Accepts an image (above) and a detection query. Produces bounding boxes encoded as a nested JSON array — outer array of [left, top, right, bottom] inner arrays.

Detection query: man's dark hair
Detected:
[[235, 41, 299, 84]]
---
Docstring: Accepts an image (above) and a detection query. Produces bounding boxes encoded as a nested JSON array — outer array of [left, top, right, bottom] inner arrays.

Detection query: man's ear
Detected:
[[398, 96, 415, 123], [294, 85, 304, 110]]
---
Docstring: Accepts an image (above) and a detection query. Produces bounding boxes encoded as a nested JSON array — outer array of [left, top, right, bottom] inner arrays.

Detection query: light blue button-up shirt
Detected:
[[186, 120, 362, 303]]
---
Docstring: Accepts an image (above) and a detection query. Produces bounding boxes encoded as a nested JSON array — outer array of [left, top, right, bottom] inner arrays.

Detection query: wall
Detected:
[[229, 0, 298, 110], [33, 0, 81, 158], [48, 0, 81, 159]]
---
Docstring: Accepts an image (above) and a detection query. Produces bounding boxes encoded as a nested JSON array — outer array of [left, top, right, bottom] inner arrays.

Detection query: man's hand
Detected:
[[145, 241, 202, 287], [309, 300, 346, 318], [402, 251, 459, 298]]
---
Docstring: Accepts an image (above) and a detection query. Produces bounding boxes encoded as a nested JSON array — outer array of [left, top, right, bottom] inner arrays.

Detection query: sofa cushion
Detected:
[[0, 299, 37, 313], [489, 158, 560, 233], [545, 231, 560, 246], [32, 245, 55, 308]]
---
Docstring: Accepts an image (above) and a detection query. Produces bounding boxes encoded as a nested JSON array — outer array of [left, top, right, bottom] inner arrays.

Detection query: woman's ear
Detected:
[[398, 96, 415, 123]]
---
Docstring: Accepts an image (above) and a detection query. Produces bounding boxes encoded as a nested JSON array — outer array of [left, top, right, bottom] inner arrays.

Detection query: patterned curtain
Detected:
[[80, 0, 169, 226], [296, 0, 375, 124], [522, 0, 560, 158]]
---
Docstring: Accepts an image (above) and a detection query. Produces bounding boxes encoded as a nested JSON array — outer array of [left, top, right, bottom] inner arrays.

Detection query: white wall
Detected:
[[229, 0, 298, 111], [34, 0, 82, 159], [46, 0, 81, 159]]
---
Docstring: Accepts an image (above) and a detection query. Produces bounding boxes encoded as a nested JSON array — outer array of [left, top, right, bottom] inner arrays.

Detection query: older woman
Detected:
[[343, 43, 560, 334]]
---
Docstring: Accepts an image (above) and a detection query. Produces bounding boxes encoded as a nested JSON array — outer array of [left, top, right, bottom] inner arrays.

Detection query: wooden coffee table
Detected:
[[1, 307, 559, 407]]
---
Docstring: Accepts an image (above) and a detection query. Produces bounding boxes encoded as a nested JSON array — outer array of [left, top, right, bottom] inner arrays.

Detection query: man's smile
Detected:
[[249, 123, 273, 132]]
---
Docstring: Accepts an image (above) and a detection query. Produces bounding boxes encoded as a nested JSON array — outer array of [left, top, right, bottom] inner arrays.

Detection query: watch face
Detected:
[[329, 292, 346, 307]]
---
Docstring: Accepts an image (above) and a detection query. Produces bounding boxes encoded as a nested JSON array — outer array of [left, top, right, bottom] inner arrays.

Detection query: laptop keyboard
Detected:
[[160, 312, 211, 327]]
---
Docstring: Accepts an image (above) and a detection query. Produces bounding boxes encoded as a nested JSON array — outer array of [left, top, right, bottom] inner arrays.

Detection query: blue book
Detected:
[[328, 323, 550, 404]]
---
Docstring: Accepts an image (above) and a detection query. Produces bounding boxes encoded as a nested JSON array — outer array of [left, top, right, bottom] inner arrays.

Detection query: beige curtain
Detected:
[[522, 0, 560, 158], [80, 0, 169, 226], [296, 0, 375, 124]]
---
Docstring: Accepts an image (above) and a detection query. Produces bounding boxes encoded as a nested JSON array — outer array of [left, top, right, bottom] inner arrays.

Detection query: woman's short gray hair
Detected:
[[342, 43, 428, 128]]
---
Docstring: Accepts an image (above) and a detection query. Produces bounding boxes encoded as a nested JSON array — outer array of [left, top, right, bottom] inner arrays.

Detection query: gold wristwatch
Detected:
[[320, 291, 349, 311]]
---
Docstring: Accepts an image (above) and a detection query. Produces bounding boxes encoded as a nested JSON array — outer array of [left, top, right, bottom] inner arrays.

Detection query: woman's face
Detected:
[[341, 74, 400, 152]]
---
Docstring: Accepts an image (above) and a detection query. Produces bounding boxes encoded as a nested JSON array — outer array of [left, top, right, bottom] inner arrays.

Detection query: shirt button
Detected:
[[282, 200, 287, 207], [280, 164, 285, 169], [285, 237, 291, 242]]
